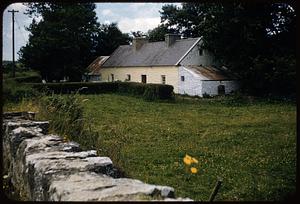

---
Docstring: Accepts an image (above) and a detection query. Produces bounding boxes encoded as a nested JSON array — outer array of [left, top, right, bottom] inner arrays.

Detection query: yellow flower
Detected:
[[183, 154, 192, 165], [190, 167, 198, 174], [192, 157, 199, 164], [183, 154, 199, 165]]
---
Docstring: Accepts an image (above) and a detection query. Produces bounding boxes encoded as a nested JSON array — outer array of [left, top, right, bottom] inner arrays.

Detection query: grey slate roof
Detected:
[[102, 38, 200, 67]]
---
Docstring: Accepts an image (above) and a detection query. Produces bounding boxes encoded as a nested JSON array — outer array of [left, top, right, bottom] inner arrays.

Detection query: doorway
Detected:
[[218, 85, 225, 95], [141, 75, 147, 83]]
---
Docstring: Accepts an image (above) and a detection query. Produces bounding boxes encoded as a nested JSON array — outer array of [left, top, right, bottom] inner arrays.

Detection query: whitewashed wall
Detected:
[[201, 80, 239, 96], [180, 41, 214, 66], [179, 66, 239, 97], [178, 66, 204, 96]]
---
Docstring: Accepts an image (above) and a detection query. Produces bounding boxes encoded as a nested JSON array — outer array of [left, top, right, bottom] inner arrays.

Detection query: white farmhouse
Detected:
[[86, 34, 239, 97]]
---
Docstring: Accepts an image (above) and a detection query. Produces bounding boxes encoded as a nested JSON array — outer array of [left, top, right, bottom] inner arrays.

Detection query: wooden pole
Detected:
[[209, 178, 222, 201], [8, 9, 19, 77]]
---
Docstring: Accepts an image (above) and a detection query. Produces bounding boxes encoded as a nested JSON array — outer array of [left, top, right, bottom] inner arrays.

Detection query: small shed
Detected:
[[178, 65, 239, 96]]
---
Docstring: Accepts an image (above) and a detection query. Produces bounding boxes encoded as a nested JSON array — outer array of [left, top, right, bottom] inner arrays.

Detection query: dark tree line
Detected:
[[19, 3, 130, 82], [148, 2, 295, 96]]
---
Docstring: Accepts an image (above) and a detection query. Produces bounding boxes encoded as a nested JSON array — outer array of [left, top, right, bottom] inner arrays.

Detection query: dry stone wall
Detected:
[[3, 112, 192, 201]]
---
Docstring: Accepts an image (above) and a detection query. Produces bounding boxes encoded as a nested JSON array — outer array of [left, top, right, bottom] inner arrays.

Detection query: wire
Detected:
[[14, 16, 28, 44]]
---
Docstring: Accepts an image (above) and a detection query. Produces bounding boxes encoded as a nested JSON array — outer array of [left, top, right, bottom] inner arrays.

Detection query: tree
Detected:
[[95, 23, 131, 56], [147, 24, 173, 42], [19, 3, 100, 81], [159, 2, 296, 96]]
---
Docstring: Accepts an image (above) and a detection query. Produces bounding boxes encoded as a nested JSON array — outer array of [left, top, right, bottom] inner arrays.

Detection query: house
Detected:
[[87, 34, 239, 96]]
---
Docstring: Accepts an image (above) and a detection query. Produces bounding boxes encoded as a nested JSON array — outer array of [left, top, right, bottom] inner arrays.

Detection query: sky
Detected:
[[2, 2, 182, 61]]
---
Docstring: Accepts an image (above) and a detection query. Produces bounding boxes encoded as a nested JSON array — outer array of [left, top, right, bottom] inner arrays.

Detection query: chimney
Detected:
[[132, 37, 148, 51], [165, 34, 181, 47]]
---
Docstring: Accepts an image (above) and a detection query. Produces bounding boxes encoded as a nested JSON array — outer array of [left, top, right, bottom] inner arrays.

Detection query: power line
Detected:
[[15, 15, 27, 44]]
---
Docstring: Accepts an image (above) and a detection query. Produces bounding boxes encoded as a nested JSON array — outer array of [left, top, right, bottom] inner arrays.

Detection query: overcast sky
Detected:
[[2, 2, 182, 61]]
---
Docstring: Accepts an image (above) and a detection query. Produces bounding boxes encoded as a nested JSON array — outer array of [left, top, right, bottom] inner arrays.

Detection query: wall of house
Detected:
[[180, 41, 214, 66], [201, 80, 239, 96], [178, 66, 205, 96], [99, 66, 179, 93]]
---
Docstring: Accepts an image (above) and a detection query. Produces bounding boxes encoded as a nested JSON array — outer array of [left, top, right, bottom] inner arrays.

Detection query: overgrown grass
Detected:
[[4, 94, 296, 201], [80, 94, 296, 201]]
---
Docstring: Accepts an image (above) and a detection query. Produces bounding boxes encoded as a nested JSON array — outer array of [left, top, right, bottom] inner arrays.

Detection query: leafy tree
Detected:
[[160, 2, 296, 96], [19, 3, 100, 81], [95, 23, 131, 56], [147, 24, 172, 42]]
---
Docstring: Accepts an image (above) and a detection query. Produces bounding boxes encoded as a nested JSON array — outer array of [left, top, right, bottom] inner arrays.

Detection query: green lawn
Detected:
[[76, 94, 296, 201]]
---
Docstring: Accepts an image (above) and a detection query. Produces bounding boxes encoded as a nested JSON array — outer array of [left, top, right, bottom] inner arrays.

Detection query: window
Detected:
[[126, 74, 131, 81], [141, 75, 147, 83], [99, 74, 102, 81], [161, 75, 166, 84], [111, 74, 114, 82], [199, 48, 203, 56], [181, 76, 185, 81]]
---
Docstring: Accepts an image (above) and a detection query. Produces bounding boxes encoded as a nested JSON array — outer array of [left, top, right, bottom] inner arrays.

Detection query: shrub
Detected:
[[30, 82, 174, 101], [14, 75, 42, 83], [3, 80, 38, 103], [202, 93, 212, 98], [143, 85, 159, 101]]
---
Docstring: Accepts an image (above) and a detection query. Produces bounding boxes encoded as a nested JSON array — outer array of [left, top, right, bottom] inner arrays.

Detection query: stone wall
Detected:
[[3, 112, 192, 201]]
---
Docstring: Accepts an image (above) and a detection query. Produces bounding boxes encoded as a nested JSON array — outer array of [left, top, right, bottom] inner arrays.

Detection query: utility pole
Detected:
[[8, 9, 19, 78]]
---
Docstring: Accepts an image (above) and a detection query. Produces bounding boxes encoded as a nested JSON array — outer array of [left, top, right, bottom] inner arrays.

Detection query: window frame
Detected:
[[161, 75, 166, 84]]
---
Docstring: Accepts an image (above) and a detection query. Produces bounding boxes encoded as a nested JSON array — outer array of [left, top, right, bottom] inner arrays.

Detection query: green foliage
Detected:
[[3, 71, 40, 103], [19, 3, 130, 82], [95, 23, 131, 56], [14, 75, 42, 83], [30, 82, 174, 101], [160, 2, 296, 96], [38, 93, 84, 139], [31, 82, 117, 94], [147, 24, 172, 42], [19, 2, 100, 81], [202, 93, 212, 98]]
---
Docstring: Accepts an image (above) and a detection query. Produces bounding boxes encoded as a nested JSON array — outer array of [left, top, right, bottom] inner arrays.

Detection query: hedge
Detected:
[[30, 82, 174, 101], [14, 75, 42, 83]]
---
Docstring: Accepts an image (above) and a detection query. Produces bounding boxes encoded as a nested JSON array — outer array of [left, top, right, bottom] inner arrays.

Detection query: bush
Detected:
[[3, 80, 38, 103], [3, 70, 42, 104], [30, 82, 174, 101], [202, 93, 212, 98], [14, 75, 42, 83], [31, 82, 118, 94]]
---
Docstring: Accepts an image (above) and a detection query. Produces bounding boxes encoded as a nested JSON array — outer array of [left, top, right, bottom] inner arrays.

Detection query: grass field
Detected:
[[76, 94, 296, 201], [4, 94, 296, 201]]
